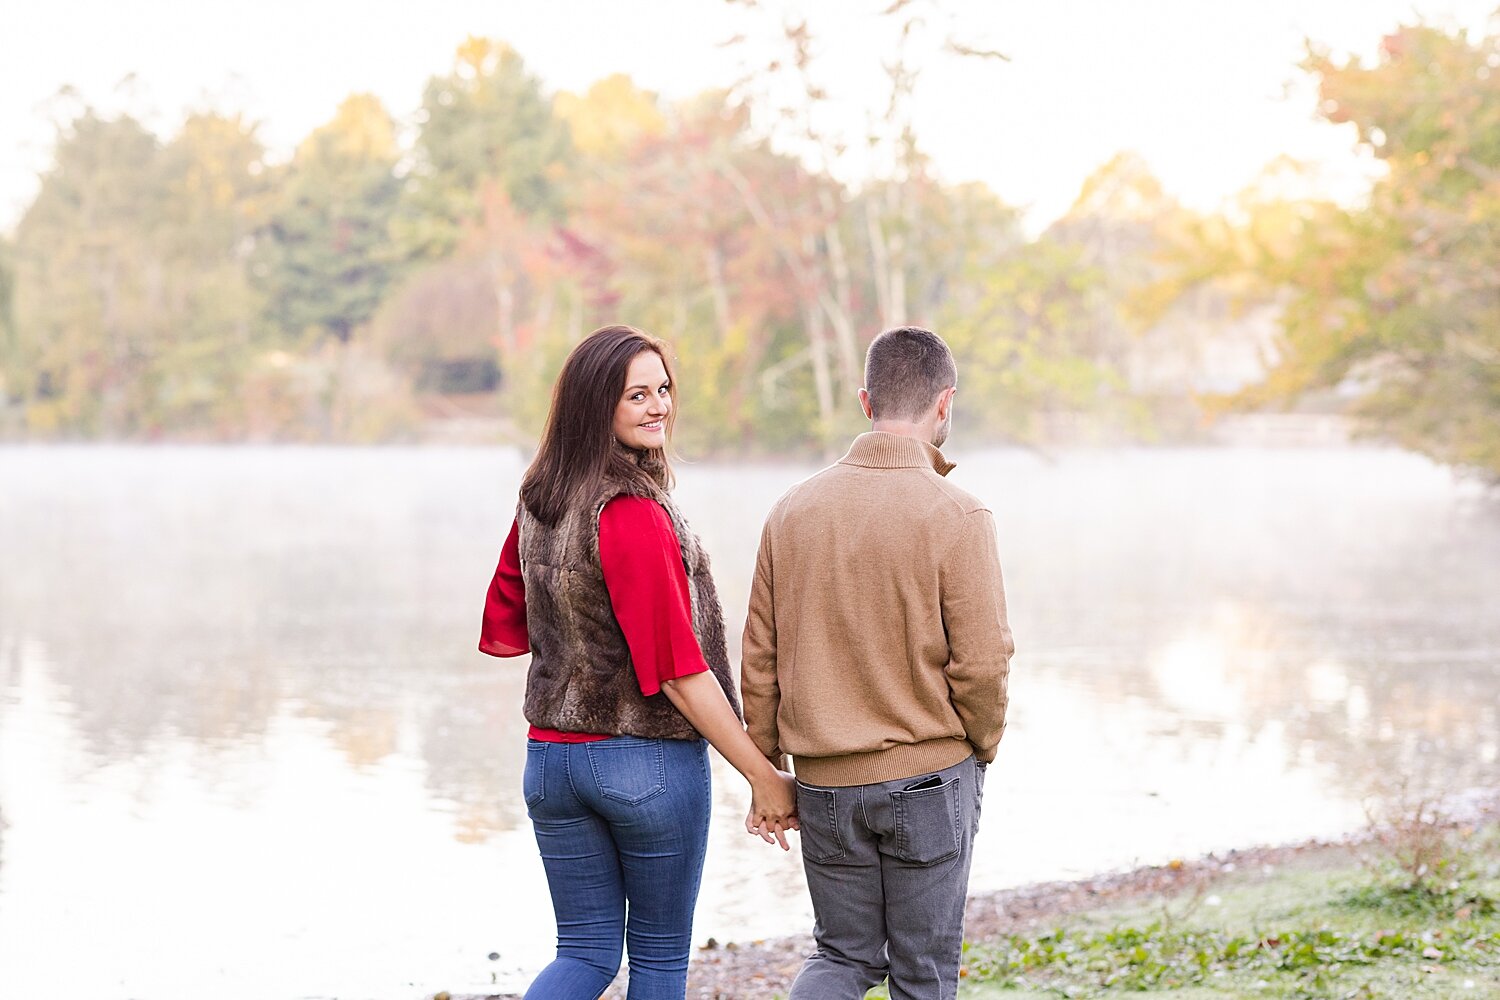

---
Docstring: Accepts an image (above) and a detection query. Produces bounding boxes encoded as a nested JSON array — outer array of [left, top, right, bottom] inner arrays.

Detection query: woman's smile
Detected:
[[613, 350, 674, 450]]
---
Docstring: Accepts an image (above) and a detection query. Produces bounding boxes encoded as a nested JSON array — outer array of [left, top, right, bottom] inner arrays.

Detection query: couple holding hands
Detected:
[[480, 324, 1014, 1000]]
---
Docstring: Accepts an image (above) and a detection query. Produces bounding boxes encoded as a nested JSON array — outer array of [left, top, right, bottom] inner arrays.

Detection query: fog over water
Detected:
[[1, 445, 1496, 998]]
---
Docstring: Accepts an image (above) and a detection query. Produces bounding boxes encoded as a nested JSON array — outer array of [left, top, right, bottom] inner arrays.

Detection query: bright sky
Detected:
[[1, 0, 1494, 235]]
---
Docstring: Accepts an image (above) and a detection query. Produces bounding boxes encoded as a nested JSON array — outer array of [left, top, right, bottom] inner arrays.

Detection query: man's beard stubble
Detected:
[[933, 413, 952, 449]]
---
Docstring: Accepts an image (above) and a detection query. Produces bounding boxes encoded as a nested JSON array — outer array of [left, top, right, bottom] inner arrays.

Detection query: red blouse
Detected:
[[479, 495, 712, 742]]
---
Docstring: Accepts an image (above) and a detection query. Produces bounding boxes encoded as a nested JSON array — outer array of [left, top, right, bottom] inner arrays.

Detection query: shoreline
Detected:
[[672, 836, 1373, 1000], [457, 789, 1500, 1000]]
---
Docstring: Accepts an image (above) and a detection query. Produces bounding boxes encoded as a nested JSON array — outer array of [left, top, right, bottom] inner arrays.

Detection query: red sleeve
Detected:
[[479, 519, 530, 657], [597, 495, 711, 696]]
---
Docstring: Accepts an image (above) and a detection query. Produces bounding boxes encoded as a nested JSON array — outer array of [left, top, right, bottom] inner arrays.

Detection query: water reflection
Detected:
[[0, 445, 1496, 998]]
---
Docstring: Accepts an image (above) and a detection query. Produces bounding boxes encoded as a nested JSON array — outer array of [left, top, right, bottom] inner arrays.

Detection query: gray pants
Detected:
[[790, 755, 984, 1000]]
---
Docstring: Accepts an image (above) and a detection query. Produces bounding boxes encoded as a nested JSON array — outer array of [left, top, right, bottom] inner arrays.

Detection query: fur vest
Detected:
[[517, 461, 740, 739]]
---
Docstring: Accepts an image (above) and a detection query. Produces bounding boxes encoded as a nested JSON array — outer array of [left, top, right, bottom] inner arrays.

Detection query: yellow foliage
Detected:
[[555, 74, 666, 158], [297, 93, 397, 165], [455, 35, 511, 81]]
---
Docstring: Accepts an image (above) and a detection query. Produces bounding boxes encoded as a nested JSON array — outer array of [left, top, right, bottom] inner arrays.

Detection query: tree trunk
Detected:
[[866, 202, 892, 327], [818, 189, 861, 393], [804, 301, 837, 458], [885, 183, 908, 327]]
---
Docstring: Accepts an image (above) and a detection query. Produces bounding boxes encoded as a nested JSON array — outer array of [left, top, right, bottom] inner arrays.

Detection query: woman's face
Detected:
[[612, 350, 672, 450]]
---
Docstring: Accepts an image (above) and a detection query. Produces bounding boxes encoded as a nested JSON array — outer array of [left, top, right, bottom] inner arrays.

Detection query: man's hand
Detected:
[[745, 769, 800, 850]]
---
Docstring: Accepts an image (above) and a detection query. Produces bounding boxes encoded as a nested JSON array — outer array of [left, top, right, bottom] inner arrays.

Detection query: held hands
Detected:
[[745, 769, 800, 851]]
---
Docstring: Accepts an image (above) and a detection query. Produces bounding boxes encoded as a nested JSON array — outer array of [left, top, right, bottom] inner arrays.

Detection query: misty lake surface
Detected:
[[1, 444, 1497, 999]]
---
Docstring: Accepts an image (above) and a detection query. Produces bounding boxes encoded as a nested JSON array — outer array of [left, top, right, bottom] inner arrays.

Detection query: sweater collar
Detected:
[[838, 431, 956, 477]]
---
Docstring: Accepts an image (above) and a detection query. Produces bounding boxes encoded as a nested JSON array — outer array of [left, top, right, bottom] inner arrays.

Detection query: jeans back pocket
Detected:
[[795, 784, 846, 864], [890, 776, 962, 865], [523, 741, 547, 808], [586, 738, 667, 805]]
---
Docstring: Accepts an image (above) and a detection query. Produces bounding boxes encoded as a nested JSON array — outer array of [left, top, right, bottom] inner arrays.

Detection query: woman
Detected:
[[479, 325, 799, 1000]]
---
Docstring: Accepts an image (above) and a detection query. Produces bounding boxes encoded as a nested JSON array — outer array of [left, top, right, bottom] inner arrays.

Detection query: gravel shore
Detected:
[[453, 835, 1363, 1000], [665, 836, 1365, 999], [458, 790, 1500, 1000]]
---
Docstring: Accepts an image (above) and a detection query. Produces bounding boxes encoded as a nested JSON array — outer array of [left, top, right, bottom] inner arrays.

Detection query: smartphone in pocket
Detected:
[[903, 774, 942, 791]]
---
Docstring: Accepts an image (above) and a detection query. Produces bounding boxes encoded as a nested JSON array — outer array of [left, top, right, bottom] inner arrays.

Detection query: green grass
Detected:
[[861, 827, 1500, 999]]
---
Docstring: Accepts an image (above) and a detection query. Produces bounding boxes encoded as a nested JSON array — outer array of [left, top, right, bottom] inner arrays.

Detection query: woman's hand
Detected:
[[745, 769, 800, 850], [658, 673, 800, 849]]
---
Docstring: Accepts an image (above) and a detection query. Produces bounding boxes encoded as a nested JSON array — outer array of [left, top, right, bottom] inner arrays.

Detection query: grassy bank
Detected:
[[486, 808, 1500, 999], [891, 824, 1500, 999]]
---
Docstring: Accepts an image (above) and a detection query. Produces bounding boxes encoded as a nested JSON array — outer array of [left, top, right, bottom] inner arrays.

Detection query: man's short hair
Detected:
[[864, 326, 957, 421]]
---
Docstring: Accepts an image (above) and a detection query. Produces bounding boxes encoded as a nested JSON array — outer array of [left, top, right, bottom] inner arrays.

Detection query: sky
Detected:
[[1, 0, 1495, 235]]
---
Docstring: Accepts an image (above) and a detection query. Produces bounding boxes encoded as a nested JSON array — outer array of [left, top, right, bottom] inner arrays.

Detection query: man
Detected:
[[741, 326, 1014, 1000]]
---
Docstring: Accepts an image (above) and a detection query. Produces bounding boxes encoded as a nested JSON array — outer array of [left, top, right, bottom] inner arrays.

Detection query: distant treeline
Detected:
[[0, 17, 1493, 474]]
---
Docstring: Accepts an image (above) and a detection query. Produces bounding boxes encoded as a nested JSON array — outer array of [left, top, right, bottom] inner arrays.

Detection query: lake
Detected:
[[1, 444, 1496, 998]]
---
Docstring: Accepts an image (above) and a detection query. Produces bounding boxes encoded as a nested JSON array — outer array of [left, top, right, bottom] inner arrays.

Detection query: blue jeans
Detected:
[[522, 735, 712, 1000]]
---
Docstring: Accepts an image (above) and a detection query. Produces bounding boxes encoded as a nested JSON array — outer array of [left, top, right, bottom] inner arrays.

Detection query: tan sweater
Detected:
[[741, 431, 1014, 786]]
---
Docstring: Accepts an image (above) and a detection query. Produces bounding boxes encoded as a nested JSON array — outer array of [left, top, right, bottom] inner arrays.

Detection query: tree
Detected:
[[11, 108, 269, 437], [153, 111, 270, 429], [1205, 23, 1500, 476], [716, 0, 1011, 452], [0, 235, 14, 365], [939, 234, 1122, 441], [0, 236, 16, 428], [554, 74, 666, 159], [375, 181, 576, 402], [13, 111, 165, 434], [569, 92, 814, 452], [255, 94, 402, 344], [395, 38, 573, 261]]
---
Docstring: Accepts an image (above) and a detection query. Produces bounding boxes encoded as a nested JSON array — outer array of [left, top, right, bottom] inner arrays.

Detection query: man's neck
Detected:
[[869, 420, 937, 447]]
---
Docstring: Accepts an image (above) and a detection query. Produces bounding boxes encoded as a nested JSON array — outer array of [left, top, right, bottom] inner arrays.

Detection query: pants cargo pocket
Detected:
[[891, 776, 962, 865]]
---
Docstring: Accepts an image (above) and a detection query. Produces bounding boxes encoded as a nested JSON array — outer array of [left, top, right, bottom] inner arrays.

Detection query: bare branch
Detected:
[[946, 38, 1012, 61]]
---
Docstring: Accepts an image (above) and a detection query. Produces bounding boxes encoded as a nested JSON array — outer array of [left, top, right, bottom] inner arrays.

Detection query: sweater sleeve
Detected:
[[598, 495, 711, 697], [940, 508, 1015, 763], [478, 518, 530, 657], [740, 519, 786, 770]]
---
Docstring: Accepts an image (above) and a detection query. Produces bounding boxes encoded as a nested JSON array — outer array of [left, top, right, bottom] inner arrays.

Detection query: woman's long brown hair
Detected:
[[519, 325, 677, 526]]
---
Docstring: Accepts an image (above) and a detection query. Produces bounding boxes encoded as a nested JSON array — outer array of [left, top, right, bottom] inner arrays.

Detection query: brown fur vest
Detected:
[[517, 466, 740, 739]]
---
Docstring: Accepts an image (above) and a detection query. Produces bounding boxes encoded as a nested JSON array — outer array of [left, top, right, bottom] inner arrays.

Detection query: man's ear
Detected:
[[936, 386, 956, 421], [858, 388, 874, 421]]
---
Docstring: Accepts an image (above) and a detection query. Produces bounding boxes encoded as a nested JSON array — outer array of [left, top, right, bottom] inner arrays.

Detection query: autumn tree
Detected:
[[716, 0, 1012, 451], [568, 91, 816, 451], [152, 112, 270, 428], [938, 222, 1121, 440], [10, 108, 269, 437], [1200, 22, 1500, 476], [255, 94, 402, 344], [0, 236, 14, 388], [1, 29, 1224, 451], [12, 112, 165, 434], [375, 181, 585, 403], [554, 73, 667, 159], [394, 38, 573, 261]]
